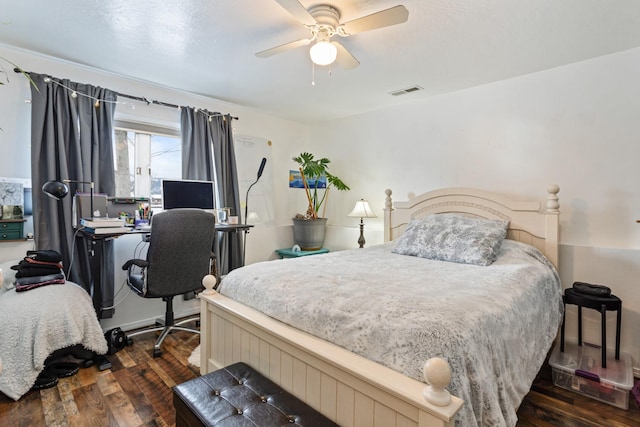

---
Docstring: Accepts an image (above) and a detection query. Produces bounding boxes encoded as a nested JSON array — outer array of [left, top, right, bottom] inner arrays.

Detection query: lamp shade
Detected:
[[348, 199, 377, 218], [42, 180, 70, 200], [310, 40, 337, 66]]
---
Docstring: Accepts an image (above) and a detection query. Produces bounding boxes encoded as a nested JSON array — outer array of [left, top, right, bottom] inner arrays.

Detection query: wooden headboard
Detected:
[[383, 185, 560, 268]]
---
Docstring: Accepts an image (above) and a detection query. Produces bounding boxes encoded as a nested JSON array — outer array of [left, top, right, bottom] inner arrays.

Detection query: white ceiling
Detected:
[[2, 0, 640, 122]]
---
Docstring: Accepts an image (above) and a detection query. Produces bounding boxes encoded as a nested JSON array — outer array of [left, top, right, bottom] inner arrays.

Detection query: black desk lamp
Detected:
[[243, 158, 267, 263], [43, 179, 95, 219], [244, 158, 267, 225]]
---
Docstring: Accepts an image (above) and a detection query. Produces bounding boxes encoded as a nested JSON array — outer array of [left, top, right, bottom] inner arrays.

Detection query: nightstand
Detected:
[[560, 286, 622, 368], [275, 247, 329, 259], [0, 219, 26, 241]]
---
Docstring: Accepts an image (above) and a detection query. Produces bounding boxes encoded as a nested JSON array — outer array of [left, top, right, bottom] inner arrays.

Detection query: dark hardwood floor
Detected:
[[1, 330, 638, 426], [0, 329, 200, 427]]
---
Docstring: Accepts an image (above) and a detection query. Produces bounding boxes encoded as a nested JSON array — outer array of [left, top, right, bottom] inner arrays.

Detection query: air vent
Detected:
[[390, 85, 424, 96]]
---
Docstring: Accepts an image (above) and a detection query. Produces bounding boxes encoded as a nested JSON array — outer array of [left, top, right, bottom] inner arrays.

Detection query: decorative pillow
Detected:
[[392, 213, 509, 266]]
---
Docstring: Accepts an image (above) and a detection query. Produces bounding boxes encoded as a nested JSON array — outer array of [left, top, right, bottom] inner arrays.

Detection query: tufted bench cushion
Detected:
[[173, 362, 339, 427]]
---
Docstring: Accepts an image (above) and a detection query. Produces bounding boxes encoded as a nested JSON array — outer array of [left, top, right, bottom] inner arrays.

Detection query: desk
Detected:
[[79, 229, 133, 318], [78, 229, 134, 371], [212, 224, 253, 280], [80, 224, 253, 315]]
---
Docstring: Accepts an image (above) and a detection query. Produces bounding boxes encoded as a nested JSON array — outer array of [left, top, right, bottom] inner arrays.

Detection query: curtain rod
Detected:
[[14, 68, 239, 120]]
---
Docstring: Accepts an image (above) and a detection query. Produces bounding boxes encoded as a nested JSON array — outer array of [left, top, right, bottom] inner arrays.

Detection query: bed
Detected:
[[199, 185, 562, 426], [0, 280, 108, 400]]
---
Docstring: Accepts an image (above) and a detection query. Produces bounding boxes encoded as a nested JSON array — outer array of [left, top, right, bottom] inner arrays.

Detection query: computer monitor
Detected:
[[161, 179, 215, 213]]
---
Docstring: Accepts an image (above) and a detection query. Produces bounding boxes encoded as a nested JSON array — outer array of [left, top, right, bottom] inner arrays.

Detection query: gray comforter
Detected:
[[219, 240, 563, 426]]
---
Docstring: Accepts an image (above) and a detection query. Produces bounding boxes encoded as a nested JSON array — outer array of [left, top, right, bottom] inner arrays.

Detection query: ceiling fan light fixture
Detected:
[[309, 40, 337, 66]]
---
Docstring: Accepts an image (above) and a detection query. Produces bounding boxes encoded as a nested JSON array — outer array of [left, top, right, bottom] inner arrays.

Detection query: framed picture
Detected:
[[289, 170, 327, 189], [0, 180, 25, 219]]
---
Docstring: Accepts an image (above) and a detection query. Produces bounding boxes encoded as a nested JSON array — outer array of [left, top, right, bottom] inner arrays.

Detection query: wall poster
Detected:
[[234, 134, 274, 225]]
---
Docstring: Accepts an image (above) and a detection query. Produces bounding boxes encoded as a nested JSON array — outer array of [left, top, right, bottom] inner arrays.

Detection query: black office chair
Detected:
[[122, 209, 216, 357]]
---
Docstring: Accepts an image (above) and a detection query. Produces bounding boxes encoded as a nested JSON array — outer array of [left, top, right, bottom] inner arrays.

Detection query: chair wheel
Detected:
[[126, 337, 134, 346], [153, 348, 162, 358]]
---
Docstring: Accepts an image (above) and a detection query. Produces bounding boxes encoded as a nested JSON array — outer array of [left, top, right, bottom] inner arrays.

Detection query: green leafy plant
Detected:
[[1, 56, 38, 131], [293, 152, 350, 219], [0, 56, 36, 89]]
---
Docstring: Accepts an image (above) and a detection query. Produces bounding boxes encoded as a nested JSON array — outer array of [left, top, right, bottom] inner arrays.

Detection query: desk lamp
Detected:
[[348, 199, 377, 248], [43, 179, 95, 219], [242, 158, 267, 264]]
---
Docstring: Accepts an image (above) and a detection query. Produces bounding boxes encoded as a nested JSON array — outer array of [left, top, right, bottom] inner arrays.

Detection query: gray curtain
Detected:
[[181, 107, 241, 275], [30, 73, 118, 318]]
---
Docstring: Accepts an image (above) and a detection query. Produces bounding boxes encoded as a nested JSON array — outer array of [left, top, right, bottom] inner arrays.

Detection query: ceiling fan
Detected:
[[256, 1, 409, 69]]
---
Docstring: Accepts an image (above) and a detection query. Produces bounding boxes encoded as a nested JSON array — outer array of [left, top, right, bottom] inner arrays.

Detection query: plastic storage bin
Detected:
[[549, 341, 632, 410]]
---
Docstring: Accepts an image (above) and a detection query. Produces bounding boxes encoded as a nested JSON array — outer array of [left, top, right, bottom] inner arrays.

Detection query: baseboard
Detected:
[[112, 307, 200, 333]]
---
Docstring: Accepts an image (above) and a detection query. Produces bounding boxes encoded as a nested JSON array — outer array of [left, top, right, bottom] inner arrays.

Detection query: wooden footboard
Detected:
[[200, 292, 463, 427]]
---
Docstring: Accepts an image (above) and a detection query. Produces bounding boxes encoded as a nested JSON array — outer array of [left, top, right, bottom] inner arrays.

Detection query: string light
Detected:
[[196, 108, 229, 122], [41, 76, 122, 108], [37, 75, 235, 120]]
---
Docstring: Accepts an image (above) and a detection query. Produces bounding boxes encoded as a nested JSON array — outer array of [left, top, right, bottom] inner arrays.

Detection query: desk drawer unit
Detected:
[[0, 220, 25, 241]]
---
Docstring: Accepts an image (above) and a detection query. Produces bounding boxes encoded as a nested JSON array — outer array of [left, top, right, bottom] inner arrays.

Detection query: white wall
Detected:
[[310, 47, 640, 372]]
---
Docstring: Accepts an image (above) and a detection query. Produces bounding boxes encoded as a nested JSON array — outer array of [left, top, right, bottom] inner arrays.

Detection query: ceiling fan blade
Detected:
[[338, 5, 409, 36], [274, 0, 317, 26], [333, 41, 360, 70], [256, 38, 313, 58]]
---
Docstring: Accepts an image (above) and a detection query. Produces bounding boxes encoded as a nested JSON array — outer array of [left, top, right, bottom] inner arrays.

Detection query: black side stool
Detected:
[[560, 286, 622, 368]]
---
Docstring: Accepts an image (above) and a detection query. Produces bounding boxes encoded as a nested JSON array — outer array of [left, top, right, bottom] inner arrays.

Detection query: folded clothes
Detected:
[[14, 278, 66, 292], [15, 273, 65, 286], [12, 258, 64, 271], [12, 260, 62, 278], [15, 273, 66, 292], [26, 250, 62, 263], [21, 258, 63, 269]]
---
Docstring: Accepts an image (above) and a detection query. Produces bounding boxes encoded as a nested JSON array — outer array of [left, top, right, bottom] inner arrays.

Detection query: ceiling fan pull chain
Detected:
[[311, 62, 316, 86]]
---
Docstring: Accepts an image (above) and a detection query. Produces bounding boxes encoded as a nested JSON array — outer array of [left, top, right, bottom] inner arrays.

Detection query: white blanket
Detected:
[[0, 281, 107, 400], [219, 240, 563, 427]]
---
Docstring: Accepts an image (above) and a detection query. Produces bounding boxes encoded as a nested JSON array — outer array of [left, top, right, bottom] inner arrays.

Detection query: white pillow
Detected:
[[392, 213, 509, 266]]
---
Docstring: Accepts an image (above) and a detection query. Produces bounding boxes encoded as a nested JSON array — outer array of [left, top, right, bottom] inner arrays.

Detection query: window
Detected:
[[113, 122, 181, 208]]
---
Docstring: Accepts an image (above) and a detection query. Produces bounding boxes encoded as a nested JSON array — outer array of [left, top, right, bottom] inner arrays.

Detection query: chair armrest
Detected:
[[121, 259, 149, 270]]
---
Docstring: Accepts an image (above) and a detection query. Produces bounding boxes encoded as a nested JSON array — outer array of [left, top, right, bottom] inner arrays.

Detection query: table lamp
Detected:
[[348, 199, 377, 248], [42, 179, 95, 219]]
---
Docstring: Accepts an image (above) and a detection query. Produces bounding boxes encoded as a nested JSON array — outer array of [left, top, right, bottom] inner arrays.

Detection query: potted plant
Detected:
[[0, 57, 36, 89], [292, 152, 350, 250]]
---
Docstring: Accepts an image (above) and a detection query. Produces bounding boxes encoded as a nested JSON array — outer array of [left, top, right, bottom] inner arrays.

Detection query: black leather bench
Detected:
[[173, 362, 339, 427]]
